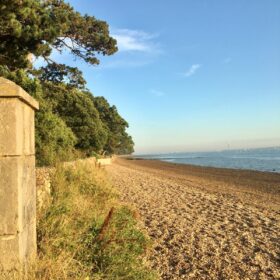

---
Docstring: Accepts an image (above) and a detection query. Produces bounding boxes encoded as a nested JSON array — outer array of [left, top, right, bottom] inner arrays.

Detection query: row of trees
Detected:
[[0, 0, 134, 165]]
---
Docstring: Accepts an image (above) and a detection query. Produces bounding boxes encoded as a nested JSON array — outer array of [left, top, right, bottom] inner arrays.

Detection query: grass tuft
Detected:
[[1, 161, 157, 280]]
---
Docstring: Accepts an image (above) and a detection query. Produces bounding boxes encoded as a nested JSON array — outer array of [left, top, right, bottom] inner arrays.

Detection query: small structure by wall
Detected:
[[97, 157, 113, 166], [0, 78, 39, 271]]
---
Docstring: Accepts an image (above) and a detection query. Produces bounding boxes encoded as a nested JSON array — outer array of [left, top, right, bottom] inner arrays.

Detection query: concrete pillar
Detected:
[[0, 78, 39, 271]]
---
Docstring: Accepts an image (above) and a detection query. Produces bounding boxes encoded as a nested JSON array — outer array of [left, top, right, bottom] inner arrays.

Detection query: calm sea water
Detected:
[[137, 147, 280, 173]]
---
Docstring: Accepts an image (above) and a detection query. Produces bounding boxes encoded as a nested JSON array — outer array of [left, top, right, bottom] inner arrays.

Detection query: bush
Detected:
[[35, 110, 77, 166], [42, 83, 108, 154], [0, 68, 78, 166]]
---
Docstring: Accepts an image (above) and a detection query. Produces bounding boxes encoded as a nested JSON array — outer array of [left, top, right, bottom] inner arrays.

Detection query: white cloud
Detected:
[[150, 89, 165, 97], [184, 64, 201, 77], [112, 29, 160, 53]]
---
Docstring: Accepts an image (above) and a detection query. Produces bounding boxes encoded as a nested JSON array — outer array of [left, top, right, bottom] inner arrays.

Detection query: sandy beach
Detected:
[[107, 158, 280, 280]]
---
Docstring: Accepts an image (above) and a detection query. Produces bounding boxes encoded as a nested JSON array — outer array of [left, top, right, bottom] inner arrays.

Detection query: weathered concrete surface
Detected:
[[97, 157, 114, 166], [0, 78, 39, 110], [0, 95, 36, 156], [36, 167, 53, 211], [0, 78, 38, 271]]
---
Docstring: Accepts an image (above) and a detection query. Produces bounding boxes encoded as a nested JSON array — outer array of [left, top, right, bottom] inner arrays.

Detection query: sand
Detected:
[[106, 158, 280, 280]]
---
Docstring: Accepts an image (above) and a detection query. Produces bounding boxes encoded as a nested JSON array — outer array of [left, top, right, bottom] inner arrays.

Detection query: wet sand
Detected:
[[107, 158, 280, 279]]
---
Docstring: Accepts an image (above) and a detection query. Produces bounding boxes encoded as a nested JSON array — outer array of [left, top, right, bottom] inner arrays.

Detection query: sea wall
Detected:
[[97, 157, 114, 166]]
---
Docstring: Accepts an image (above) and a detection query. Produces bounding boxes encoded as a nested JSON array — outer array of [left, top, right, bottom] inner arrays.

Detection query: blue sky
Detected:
[[44, 1, 280, 153]]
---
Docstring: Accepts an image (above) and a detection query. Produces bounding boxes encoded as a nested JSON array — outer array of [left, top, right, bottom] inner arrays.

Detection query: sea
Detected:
[[137, 147, 280, 173]]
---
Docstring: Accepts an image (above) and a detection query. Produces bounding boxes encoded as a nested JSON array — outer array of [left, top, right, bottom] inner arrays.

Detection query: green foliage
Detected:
[[36, 163, 157, 279], [0, 0, 117, 72], [42, 83, 108, 154], [37, 83, 134, 157], [116, 133, 135, 155], [0, 1, 141, 278], [35, 109, 77, 166], [0, 67, 77, 166], [93, 96, 135, 155], [0, 0, 134, 164], [34, 63, 87, 90]]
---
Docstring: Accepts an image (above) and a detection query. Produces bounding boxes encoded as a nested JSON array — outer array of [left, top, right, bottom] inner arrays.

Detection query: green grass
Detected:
[[2, 161, 157, 279]]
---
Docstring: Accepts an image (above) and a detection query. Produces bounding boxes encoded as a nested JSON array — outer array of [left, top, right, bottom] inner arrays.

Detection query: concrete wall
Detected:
[[97, 157, 113, 166], [0, 78, 39, 271], [36, 167, 53, 211]]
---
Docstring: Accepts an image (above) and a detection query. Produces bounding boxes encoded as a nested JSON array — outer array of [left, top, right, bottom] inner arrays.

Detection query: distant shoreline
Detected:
[[120, 157, 280, 202], [130, 156, 280, 174], [129, 147, 280, 173]]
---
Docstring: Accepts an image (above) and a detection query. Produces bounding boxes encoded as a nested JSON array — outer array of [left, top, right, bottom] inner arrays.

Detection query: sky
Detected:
[[43, 0, 280, 154]]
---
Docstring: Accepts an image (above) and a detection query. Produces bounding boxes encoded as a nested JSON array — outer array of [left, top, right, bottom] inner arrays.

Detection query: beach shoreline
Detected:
[[132, 155, 280, 174], [118, 157, 280, 210], [107, 158, 280, 279]]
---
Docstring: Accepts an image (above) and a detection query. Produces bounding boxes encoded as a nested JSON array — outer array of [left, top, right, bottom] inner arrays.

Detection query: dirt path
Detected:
[[107, 159, 280, 280]]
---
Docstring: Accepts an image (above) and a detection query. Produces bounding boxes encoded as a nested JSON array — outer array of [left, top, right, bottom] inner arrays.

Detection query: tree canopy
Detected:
[[93, 96, 134, 154], [0, 0, 117, 70], [42, 83, 108, 153], [0, 0, 134, 165]]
